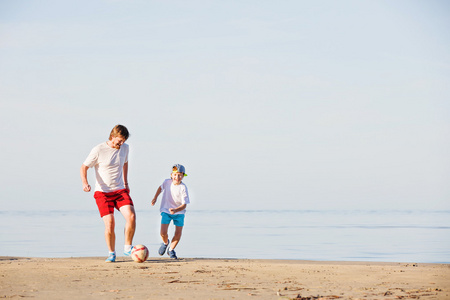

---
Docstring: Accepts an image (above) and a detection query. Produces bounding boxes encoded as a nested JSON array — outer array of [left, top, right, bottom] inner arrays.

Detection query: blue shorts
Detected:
[[161, 212, 185, 227]]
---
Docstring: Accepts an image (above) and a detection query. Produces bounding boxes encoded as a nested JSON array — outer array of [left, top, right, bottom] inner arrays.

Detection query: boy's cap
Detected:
[[172, 164, 187, 176]]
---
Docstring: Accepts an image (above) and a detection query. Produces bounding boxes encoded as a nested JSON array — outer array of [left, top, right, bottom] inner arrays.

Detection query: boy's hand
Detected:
[[169, 208, 176, 214], [151, 198, 157, 206]]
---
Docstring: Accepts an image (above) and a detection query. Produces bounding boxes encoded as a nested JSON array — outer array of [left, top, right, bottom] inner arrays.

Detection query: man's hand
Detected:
[[80, 165, 91, 193], [83, 184, 91, 192]]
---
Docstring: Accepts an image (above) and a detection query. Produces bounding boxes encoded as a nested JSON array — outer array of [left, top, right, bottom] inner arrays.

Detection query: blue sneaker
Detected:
[[105, 253, 116, 263], [158, 240, 169, 256], [124, 246, 134, 256], [168, 249, 177, 259]]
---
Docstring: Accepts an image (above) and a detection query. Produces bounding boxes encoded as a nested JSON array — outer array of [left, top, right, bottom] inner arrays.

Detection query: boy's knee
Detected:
[[173, 230, 183, 239], [160, 229, 169, 238]]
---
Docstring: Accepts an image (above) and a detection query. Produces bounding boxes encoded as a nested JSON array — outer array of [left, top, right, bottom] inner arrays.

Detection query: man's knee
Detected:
[[103, 216, 115, 232], [121, 205, 136, 222], [124, 210, 135, 223]]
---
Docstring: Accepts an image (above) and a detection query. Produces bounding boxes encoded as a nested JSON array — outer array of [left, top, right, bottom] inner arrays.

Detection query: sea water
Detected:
[[0, 209, 449, 263]]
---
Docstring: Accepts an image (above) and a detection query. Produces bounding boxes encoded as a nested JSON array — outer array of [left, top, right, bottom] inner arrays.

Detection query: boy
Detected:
[[151, 164, 190, 259], [80, 124, 136, 263]]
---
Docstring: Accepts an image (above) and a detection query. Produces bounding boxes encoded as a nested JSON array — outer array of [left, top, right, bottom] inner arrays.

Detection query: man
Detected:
[[80, 124, 136, 262]]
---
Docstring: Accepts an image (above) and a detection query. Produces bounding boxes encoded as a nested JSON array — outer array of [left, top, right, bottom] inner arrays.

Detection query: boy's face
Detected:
[[171, 172, 184, 185], [110, 136, 126, 149]]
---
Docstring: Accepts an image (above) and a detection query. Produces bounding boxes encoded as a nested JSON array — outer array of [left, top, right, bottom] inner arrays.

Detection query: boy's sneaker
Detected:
[[124, 246, 134, 256], [158, 240, 169, 256], [105, 253, 116, 263], [168, 249, 178, 259]]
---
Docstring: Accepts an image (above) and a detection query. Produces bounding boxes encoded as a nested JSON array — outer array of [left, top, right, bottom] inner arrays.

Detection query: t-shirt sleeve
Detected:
[[124, 144, 129, 164], [83, 147, 99, 168], [182, 185, 190, 205]]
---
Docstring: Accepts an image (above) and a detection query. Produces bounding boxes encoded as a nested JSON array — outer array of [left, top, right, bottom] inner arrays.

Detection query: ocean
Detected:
[[1, 209, 449, 263]]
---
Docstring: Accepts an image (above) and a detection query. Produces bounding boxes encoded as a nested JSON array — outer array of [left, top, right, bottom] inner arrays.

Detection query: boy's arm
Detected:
[[151, 186, 162, 206], [169, 204, 187, 214], [80, 164, 91, 192]]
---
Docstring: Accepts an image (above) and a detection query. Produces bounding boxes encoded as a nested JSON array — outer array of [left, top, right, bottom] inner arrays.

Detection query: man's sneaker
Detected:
[[124, 246, 134, 256], [105, 253, 116, 263], [168, 249, 178, 259], [158, 240, 169, 256]]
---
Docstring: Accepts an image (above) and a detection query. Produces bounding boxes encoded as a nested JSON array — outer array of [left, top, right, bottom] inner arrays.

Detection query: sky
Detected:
[[0, 0, 449, 212]]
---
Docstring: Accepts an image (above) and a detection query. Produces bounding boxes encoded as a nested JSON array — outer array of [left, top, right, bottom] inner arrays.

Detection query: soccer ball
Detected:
[[131, 245, 149, 263]]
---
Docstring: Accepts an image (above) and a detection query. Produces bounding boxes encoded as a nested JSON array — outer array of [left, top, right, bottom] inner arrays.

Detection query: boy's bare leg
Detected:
[[119, 205, 136, 246], [170, 226, 183, 250], [102, 214, 116, 252], [160, 223, 170, 244]]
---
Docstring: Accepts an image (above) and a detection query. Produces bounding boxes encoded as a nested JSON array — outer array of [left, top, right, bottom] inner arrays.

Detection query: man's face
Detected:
[[171, 172, 184, 185], [110, 136, 126, 149]]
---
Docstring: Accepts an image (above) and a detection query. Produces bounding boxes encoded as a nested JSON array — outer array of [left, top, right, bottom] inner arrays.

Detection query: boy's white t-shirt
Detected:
[[160, 179, 190, 215], [83, 142, 129, 192]]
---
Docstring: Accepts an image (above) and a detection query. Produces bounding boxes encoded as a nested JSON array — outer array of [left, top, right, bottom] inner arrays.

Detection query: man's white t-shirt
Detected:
[[83, 142, 129, 192], [160, 179, 190, 215]]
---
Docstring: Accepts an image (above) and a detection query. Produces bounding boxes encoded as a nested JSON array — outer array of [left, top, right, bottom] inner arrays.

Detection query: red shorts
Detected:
[[94, 189, 134, 218]]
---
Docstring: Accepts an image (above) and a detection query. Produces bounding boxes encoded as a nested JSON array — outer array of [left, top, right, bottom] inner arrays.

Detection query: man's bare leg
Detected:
[[120, 205, 136, 246], [102, 214, 116, 252]]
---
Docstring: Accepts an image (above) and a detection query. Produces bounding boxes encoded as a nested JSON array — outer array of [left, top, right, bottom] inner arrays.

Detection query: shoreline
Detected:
[[2, 255, 449, 265], [1, 256, 449, 299]]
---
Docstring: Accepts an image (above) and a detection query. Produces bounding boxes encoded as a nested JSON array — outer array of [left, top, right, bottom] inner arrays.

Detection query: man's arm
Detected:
[[80, 164, 91, 192], [123, 162, 129, 191]]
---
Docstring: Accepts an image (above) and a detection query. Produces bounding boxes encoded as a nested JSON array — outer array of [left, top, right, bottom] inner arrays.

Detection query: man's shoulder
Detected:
[[121, 143, 129, 151], [90, 142, 107, 152]]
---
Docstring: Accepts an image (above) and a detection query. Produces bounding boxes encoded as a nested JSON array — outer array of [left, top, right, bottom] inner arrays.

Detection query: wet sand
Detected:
[[1, 256, 449, 299]]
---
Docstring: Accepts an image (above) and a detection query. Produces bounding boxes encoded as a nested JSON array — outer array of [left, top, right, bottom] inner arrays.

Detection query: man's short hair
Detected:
[[109, 124, 130, 140]]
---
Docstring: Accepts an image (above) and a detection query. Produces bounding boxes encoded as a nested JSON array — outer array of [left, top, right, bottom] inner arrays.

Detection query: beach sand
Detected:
[[1, 256, 449, 299]]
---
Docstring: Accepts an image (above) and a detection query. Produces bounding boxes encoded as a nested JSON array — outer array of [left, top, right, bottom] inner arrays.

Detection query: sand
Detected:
[[1, 256, 449, 299]]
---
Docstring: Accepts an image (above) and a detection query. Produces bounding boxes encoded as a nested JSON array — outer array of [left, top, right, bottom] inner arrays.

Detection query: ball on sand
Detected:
[[131, 245, 149, 263]]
